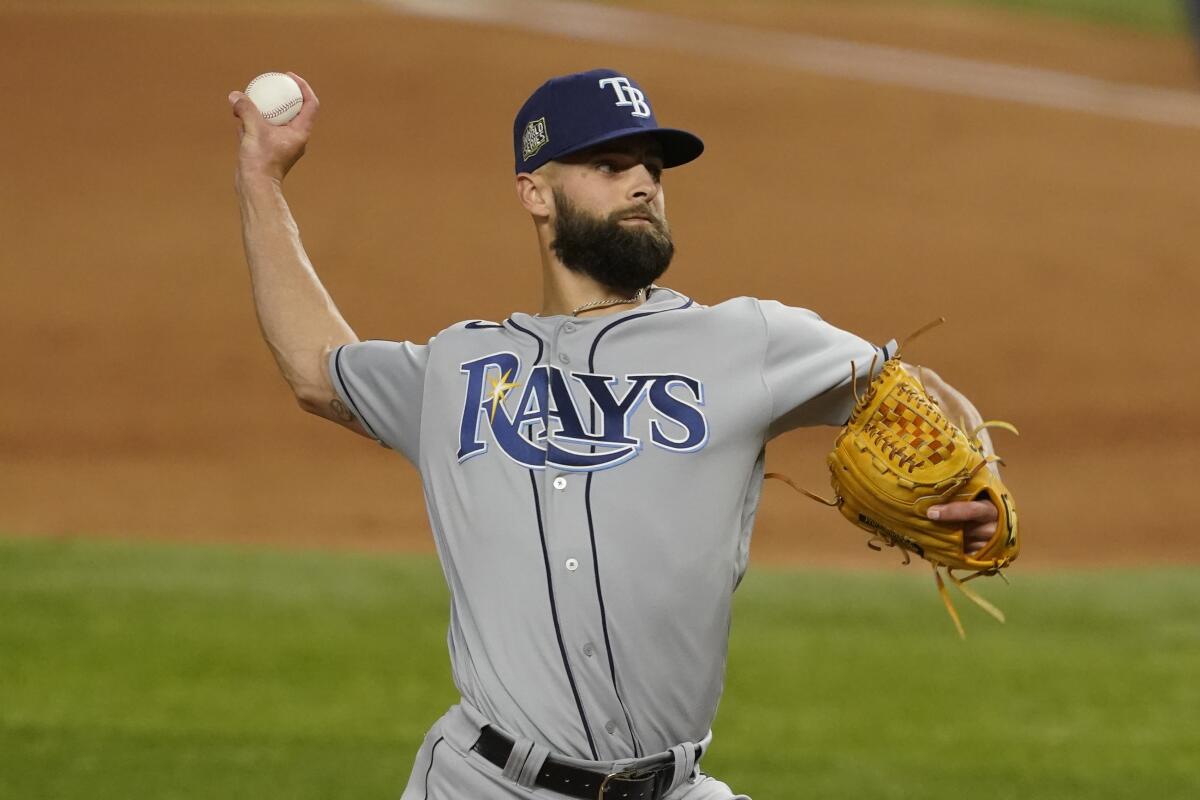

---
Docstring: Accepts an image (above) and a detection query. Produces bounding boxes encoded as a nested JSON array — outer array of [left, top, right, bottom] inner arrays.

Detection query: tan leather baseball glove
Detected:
[[771, 323, 1019, 638]]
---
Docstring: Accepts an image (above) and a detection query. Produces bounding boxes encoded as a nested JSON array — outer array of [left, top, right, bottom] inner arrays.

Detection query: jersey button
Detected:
[[553, 476, 567, 491], [605, 721, 617, 734], [565, 558, 579, 571], [563, 322, 577, 333], [558, 352, 571, 365], [582, 643, 595, 657]]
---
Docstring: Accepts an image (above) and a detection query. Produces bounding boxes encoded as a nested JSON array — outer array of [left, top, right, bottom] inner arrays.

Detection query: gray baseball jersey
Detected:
[[329, 286, 881, 765]]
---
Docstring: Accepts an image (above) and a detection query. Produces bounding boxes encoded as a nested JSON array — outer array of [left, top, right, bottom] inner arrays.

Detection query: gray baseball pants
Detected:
[[400, 702, 750, 799]]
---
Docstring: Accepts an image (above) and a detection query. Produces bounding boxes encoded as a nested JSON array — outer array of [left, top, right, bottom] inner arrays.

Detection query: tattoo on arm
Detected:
[[330, 398, 354, 422]]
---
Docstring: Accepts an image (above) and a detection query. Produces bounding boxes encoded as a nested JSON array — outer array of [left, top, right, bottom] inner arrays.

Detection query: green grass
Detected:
[[1, 535, 1198, 798], [610, 0, 1191, 35], [718, 564, 1200, 797], [928, 0, 1189, 33], [0, 537, 457, 799], [8, 0, 1191, 35], [13, 0, 1190, 36]]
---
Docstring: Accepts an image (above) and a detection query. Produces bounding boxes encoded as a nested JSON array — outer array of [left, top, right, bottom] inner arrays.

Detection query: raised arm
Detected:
[[227, 73, 367, 436]]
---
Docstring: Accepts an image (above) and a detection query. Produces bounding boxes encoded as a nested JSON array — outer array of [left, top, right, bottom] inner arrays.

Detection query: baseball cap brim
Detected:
[[535, 126, 704, 172]]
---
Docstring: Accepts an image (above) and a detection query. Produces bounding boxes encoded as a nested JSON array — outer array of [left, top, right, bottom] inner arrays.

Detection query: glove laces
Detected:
[[767, 317, 1021, 639]]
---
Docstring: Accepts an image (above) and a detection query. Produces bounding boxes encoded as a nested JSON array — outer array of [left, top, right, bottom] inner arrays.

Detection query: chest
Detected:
[[423, 327, 766, 474]]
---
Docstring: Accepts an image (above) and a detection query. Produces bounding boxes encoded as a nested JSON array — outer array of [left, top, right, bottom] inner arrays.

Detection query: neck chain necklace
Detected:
[[571, 287, 647, 317]]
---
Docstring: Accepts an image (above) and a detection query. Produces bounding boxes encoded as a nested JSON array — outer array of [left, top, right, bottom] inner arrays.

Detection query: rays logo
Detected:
[[457, 352, 708, 471]]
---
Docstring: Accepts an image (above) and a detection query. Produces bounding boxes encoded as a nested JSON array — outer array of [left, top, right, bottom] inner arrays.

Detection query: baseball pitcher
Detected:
[[228, 68, 1006, 799]]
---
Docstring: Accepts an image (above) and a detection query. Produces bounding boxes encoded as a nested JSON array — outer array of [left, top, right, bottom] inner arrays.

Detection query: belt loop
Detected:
[[516, 742, 550, 789], [443, 702, 488, 751], [668, 742, 698, 790], [501, 738, 534, 783]]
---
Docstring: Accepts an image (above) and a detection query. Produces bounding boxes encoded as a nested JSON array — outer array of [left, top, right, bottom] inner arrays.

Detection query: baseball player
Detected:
[[228, 68, 1000, 799]]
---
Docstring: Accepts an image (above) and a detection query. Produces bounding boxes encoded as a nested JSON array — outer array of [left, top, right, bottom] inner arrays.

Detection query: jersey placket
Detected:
[[541, 319, 637, 760]]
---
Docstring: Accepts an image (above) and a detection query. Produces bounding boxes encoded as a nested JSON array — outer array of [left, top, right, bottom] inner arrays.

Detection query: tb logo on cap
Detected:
[[598, 76, 651, 118]]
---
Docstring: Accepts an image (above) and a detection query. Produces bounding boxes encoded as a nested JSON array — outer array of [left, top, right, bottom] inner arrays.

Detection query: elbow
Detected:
[[295, 387, 365, 434], [292, 378, 336, 418], [277, 343, 353, 420], [295, 392, 328, 417], [285, 351, 340, 417]]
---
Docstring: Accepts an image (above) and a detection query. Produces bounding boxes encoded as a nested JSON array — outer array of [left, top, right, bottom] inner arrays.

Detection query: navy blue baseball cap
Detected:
[[513, 68, 704, 174]]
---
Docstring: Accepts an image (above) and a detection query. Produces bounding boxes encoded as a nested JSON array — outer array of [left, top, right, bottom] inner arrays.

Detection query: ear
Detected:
[[516, 173, 554, 219]]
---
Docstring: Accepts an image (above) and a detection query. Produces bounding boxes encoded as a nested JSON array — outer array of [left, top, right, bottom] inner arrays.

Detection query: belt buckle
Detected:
[[596, 764, 662, 800]]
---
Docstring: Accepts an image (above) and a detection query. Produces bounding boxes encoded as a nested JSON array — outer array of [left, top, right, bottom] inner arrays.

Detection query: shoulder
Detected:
[[645, 289, 769, 320], [634, 291, 834, 339], [427, 318, 510, 346], [443, 318, 505, 333], [710, 298, 869, 353], [674, 295, 828, 332], [675, 294, 823, 320]]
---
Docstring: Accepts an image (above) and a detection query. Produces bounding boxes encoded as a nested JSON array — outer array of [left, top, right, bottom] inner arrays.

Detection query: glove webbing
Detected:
[[766, 319, 1017, 638]]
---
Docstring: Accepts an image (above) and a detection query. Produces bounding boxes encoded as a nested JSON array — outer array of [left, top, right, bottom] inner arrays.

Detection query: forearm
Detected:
[[237, 174, 356, 406]]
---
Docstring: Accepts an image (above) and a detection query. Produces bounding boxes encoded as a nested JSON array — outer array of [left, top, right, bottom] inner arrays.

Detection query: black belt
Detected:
[[470, 725, 687, 800]]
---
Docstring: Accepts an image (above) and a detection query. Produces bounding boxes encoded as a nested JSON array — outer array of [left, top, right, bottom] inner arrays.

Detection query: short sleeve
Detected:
[[757, 300, 887, 436], [328, 339, 431, 463]]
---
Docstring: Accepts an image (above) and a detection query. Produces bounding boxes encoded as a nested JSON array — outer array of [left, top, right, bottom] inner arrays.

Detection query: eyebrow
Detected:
[[586, 142, 664, 161]]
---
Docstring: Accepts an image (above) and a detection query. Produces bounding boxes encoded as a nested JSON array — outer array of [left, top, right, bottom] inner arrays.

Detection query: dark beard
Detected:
[[550, 189, 674, 295]]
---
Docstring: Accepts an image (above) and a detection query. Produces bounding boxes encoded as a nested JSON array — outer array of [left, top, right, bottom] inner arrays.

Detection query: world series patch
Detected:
[[522, 117, 549, 161]]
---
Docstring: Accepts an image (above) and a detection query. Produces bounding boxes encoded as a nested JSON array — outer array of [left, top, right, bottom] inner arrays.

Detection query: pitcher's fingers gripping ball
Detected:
[[244, 72, 304, 125], [228, 72, 318, 184]]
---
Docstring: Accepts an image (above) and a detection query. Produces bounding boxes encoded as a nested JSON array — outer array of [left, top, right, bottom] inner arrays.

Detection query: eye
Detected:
[[594, 160, 618, 174]]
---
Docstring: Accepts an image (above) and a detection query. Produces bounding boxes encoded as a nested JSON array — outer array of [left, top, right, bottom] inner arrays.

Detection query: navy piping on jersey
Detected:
[[587, 295, 695, 368], [507, 318, 599, 760], [529, 470, 600, 760], [582, 292, 696, 756], [505, 318, 545, 364], [332, 345, 382, 441], [584, 471, 643, 757], [423, 736, 444, 800]]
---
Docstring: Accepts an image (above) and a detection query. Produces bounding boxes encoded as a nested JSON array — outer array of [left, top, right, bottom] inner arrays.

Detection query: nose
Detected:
[[627, 163, 660, 203]]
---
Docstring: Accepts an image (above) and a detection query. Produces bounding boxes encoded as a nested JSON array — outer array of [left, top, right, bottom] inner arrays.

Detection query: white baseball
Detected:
[[245, 72, 304, 126]]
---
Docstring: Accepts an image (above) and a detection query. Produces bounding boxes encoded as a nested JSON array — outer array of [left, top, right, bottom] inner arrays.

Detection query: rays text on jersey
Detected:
[[458, 352, 708, 471]]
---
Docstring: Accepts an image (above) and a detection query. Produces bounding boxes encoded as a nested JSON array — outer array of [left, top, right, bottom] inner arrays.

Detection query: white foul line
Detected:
[[371, 0, 1200, 130]]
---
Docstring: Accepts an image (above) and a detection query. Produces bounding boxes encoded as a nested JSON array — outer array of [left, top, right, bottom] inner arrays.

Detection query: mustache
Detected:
[[607, 205, 667, 229]]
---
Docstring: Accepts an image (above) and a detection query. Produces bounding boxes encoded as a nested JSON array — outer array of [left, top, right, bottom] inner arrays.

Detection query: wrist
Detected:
[[236, 170, 288, 203], [235, 168, 283, 195]]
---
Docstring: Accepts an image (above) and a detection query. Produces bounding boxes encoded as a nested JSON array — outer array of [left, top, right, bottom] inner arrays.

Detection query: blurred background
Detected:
[[2, 1, 1198, 797]]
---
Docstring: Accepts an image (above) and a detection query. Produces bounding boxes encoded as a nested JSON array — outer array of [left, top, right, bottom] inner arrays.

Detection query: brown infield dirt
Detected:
[[2, 1, 1198, 568]]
